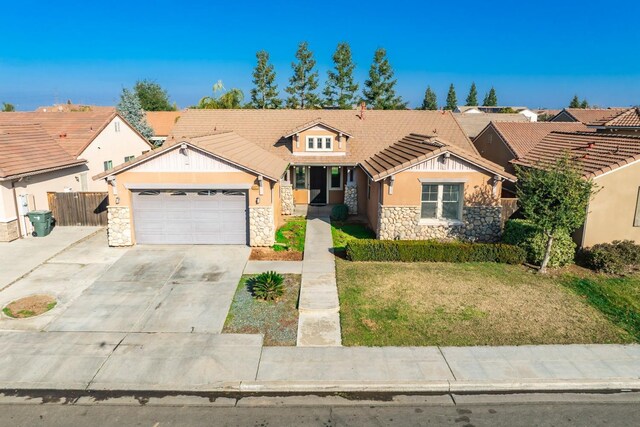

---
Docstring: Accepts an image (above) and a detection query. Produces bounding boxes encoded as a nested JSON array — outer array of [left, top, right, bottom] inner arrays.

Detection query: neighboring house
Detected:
[[455, 106, 538, 121], [588, 107, 640, 136], [35, 104, 114, 113], [550, 108, 628, 124], [145, 111, 182, 146], [453, 113, 529, 139], [0, 124, 87, 241], [0, 111, 153, 192], [95, 110, 514, 247], [513, 132, 640, 247]]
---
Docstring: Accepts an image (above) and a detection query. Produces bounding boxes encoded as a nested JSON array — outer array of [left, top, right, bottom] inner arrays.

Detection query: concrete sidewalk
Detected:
[[0, 226, 103, 290]]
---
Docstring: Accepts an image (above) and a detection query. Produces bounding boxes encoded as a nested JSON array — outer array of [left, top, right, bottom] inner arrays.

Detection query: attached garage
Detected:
[[132, 189, 248, 245]]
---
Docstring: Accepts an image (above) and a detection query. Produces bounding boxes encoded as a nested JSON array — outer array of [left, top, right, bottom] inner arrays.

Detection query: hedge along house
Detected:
[[513, 131, 640, 248]]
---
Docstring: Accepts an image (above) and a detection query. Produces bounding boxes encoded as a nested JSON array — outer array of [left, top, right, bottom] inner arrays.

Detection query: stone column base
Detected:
[[107, 206, 132, 247], [249, 206, 275, 246], [344, 184, 358, 215], [280, 184, 294, 216]]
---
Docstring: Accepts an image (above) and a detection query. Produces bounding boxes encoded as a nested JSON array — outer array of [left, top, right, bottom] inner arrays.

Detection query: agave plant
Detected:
[[248, 271, 284, 301]]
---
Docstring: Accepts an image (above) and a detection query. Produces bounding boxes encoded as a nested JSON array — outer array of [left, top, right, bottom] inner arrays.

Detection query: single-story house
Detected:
[[95, 110, 514, 247], [587, 107, 640, 136], [0, 124, 87, 241], [513, 131, 640, 247], [550, 108, 628, 124], [453, 113, 529, 139], [145, 111, 182, 146]]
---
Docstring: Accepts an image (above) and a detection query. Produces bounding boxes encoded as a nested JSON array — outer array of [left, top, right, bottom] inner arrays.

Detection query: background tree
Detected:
[[2, 102, 15, 112], [133, 80, 176, 111], [569, 95, 580, 108], [444, 84, 457, 110], [421, 86, 438, 110], [117, 88, 153, 140], [323, 42, 359, 109], [465, 82, 478, 106], [285, 42, 320, 109], [580, 99, 589, 109], [362, 48, 406, 109], [250, 51, 281, 109], [515, 155, 595, 273], [482, 87, 498, 106], [198, 81, 244, 109]]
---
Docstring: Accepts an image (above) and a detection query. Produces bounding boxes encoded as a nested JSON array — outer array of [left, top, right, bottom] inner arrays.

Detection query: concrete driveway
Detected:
[[0, 231, 250, 334]]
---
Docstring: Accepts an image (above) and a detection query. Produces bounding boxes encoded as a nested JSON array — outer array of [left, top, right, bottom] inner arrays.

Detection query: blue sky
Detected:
[[1, 0, 638, 110]]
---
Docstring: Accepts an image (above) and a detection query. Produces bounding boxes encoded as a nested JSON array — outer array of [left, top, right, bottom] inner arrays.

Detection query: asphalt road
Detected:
[[1, 392, 639, 426]]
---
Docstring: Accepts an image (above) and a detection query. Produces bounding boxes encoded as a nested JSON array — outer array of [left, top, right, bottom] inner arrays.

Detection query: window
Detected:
[[295, 166, 306, 189], [306, 136, 333, 152], [103, 160, 113, 171], [420, 183, 463, 221], [114, 121, 121, 132], [124, 155, 135, 162], [329, 167, 342, 190]]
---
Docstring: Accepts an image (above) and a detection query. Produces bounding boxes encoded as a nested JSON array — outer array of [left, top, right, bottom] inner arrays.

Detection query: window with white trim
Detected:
[[421, 183, 463, 221], [103, 160, 113, 171], [306, 136, 333, 151], [114, 121, 121, 132], [124, 155, 135, 162], [294, 166, 306, 189], [329, 167, 342, 189]]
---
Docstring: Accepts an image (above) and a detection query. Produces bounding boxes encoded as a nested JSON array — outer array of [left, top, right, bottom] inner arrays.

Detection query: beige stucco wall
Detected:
[[366, 179, 381, 232], [293, 126, 348, 153], [79, 116, 152, 191], [0, 181, 15, 222], [582, 161, 640, 247], [473, 127, 517, 174]]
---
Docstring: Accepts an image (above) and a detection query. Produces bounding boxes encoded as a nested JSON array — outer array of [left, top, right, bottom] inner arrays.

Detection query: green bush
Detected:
[[345, 239, 525, 264], [579, 240, 640, 275], [330, 204, 349, 221], [247, 271, 284, 301], [502, 219, 576, 267]]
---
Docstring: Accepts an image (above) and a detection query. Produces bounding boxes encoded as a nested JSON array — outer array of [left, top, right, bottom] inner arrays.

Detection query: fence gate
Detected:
[[47, 192, 108, 226]]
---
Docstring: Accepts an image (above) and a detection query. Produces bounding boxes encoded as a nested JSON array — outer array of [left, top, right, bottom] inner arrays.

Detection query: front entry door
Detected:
[[309, 167, 327, 205]]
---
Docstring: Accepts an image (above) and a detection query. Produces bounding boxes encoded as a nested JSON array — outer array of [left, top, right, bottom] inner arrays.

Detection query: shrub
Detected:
[[579, 240, 640, 275], [330, 204, 349, 221], [247, 271, 284, 301], [345, 239, 525, 264], [502, 219, 576, 267]]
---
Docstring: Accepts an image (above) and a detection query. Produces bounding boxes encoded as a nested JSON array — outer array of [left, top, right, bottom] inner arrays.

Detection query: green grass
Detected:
[[561, 275, 640, 340], [331, 222, 375, 252], [223, 274, 301, 346], [337, 260, 634, 346], [274, 217, 306, 252], [46, 301, 57, 311], [2, 307, 13, 318]]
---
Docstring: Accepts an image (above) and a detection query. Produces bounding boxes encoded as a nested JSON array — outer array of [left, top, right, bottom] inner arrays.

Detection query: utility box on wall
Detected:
[[17, 194, 29, 216]]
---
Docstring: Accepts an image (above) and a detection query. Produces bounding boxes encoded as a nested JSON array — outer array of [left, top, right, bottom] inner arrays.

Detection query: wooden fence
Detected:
[[47, 192, 108, 226]]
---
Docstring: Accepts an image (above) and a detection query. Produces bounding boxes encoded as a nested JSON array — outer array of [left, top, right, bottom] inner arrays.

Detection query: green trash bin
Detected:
[[26, 210, 53, 237]]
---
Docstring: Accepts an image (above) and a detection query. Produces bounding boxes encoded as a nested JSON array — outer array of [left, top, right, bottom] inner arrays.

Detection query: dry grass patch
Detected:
[[337, 260, 633, 346], [3, 295, 57, 319]]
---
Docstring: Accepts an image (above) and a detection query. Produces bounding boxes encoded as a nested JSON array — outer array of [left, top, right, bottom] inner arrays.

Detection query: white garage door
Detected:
[[132, 189, 248, 245]]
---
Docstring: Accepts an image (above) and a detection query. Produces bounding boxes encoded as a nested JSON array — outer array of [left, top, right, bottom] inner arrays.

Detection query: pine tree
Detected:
[[482, 87, 498, 106], [569, 95, 580, 108], [323, 42, 359, 109], [445, 84, 457, 110], [362, 48, 406, 109], [285, 42, 320, 109], [117, 88, 153, 140], [465, 82, 478, 106], [250, 50, 281, 109], [421, 86, 438, 110], [580, 99, 589, 109]]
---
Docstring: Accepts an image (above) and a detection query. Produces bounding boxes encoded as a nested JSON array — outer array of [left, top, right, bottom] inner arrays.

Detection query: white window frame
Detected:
[[306, 135, 333, 152], [124, 155, 135, 162], [103, 160, 113, 171], [328, 166, 343, 190], [419, 181, 464, 224], [114, 121, 121, 132]]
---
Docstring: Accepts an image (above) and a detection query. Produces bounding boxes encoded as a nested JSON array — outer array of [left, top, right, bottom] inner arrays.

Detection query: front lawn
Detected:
[[274, 217, 306, 252], [331, 222, 375, 252], [337, 260, 635, 346], [223, 274, 301, 346]]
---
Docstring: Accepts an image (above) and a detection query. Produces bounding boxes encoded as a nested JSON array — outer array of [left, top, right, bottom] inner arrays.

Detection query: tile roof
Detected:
[[488, 122, 590, 158], [35, 104, 115, 113], [0, 111, 121, 157], [361, 133, 515, 182], [454, 113, 529, 138], [168, 109, 476, 165], [0, 124, 86, 180], [589, 107, 640, 128], [553, 108, 629, 124], [94, 131, 288, 182], [282, 118, 353, 138], [145, 111, 182, 136], [513, 131, 640, 179]]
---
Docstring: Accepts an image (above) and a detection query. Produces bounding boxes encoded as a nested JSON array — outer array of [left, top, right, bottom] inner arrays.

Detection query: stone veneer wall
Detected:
[[344, 184, 358, 215], [378, 205, 502, 242], [249, 206, 275, 246], [280, 184, 294, 216], [107, 206, 132, 247], [0, 220, 19, 242]]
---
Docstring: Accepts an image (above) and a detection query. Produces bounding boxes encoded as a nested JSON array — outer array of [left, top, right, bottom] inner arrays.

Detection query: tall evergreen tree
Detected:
[[362, 48, 406, 109], [421, 86, 438, 110], [133, 80, 176, 111], [285, 42, 320, 109], [569, 95, 580, 108], [117, 88, 153, 140], [580, 99, 589, 109], [250, 50, 281, 109], [465, 82, 478, 106], [323, 42, 359, 109], [482, 87, 498, 106], [445, 84, 457, 110]]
